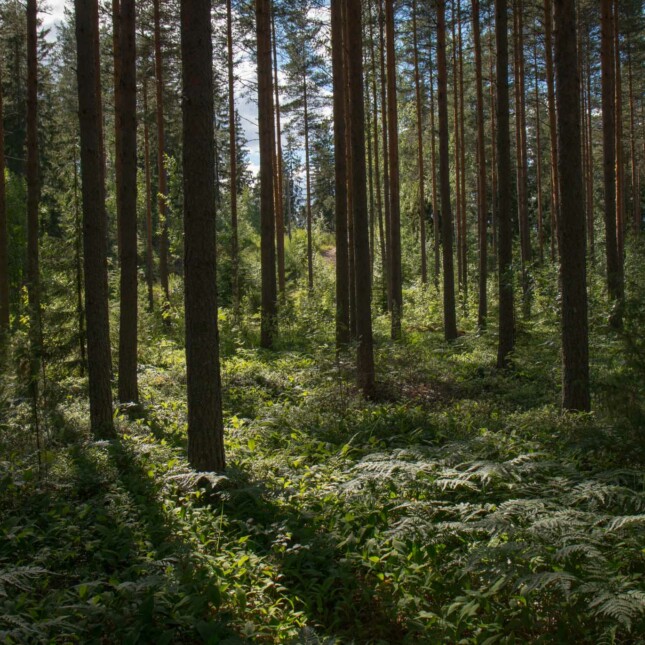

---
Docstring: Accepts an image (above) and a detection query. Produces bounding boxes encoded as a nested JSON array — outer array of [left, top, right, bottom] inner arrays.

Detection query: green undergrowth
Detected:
[[2, 255, 645, 643]]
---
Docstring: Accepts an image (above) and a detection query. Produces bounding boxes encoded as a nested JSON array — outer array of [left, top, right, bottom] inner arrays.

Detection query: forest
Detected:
[[1, 0, 644, 642]]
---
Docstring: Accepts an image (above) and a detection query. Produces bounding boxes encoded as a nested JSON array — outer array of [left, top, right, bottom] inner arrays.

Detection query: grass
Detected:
[[1, 253, 645, 643]]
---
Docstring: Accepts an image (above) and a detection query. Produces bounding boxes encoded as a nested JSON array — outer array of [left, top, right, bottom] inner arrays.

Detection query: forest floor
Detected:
[[2, 258, 645, 643]]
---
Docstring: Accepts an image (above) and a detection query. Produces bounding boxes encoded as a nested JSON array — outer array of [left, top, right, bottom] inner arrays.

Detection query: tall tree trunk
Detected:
[[72, 146, 86, 373], [346, 0, 375, 396], [142, 75, 154, 312], [153, 0, 170, 304], [303, 70, 314, 292], [116, 0, 138, 404], [271, 9, 286, 295], [181, 0, 225, 472], [256, 0, 278, 347], [75, 0, 115, 439], [385, 0, 402, 339], [585, 37, 595, 257], [428, 40, 440, 285], [513, 0, 530, 313], [627, 40, 639, 235], [26, 0, 42, 411], [0, 61, 8, 332], [437, 0, 458, 342], [496, 0, 515, 367], [458, 0, 467, 300], [472, 0, 487, 328], [227, 0, 240, 314], [613, 0, 624, 261], [600, 0, 623, 323], [554, 0, 590, 411], [489, 30, 498, 259], [412, 0, 427, 284], [367, 0, 387, 307], [332, 0, 349, 347], [451, 2, 462, 289], [534, 43, 545, 264], [545, 0, 559, 261]]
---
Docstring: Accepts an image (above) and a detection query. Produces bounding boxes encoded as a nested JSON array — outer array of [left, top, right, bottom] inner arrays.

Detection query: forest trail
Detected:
[[321, 246, 336, 265]]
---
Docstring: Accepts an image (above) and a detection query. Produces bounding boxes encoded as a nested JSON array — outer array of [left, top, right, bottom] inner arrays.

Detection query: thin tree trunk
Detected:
[[385, 0, 402, 339], [472, 0, 487, 328], [72, 145, 86, 373], [554, 0, 590, 411], [271, 9, 286, 295], [227, 0, 240, 314], [112, 0, 122, 255], [458, 0, 467, 299], [428, 39, 440, 285], [545, 0, 559, 260], [346, 0, 375, 396], [303, 69, 314, 292], [412, 0, 427, 284], [437, 0, 458, 342], [600, 0, 623, 323], [180, 0, 226, 472], [153, 0, 170, 304], [142, 75, 154, 312], [75, 0, 115, 438], [0, 61, 8, 332], [496, 0, 515, 367], [332, 0, 349, 347], [257, 0, 278, 347], [451, 2, 462, 289], [613, 0, 624, 261], [378, 0, 391, 312], [585, 36, 595, 257], [116, 0, 138, 404], [627, 40, 638, 235], [534, 43, 545, 264], [489, 29, 498, 259]]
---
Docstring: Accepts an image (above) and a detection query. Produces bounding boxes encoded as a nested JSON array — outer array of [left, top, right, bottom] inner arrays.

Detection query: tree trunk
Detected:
[[304, 69, 314, 292], [428, 40, 440, 285], [412, 0, 427, 284], [627, 40, 638, 235], [585, 38, 595, 257], [227, 0, 240, 314], [489, 31, 498, 259], [256, 0, 278, 348], [72, 146, 87, 373], [451, 2, 462, 290], [545, 0, 559, 261], [180, 0, 226, 472], [458, 0, 467, 300], [153, 0, 170, 304], [0, 61, 8, 332], [346, 0, 375, 396], [116, 0, 138, 404], [142, 75, 154, 312], [496, 0, 515, 367], [534, 43, 545, 264], [613, 0, 624, 261], [600, 0, 623, 323], [385, 0, 402, 339], [331, 0, 349, 347], [75, 0, 115, 438], [437, 0, 458, 342], [271, 10, 286, 295], [472, 0, 487, 329], [554, 0, 590, 411]]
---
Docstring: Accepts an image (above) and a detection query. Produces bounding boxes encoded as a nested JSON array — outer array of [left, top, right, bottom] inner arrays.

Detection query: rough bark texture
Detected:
[[331, 0, 349, 347], [496, 0, 515, 367], [227, 0, 240, 314], [116, 0, 138, 404], [153, 0, 170, 303], [472, 0, 488, 329], [180, 0, 226, 472], [347, 0, 375, 397], [304, 73, 314, 291], [256, 0, 278, 348], [600, 0, 623, 322], [0, 60, 8, 331], [437, 0, 458, 342], [75, 0, 115, 439], [142, 75, 154, 311], [554, 0, 590, 411]]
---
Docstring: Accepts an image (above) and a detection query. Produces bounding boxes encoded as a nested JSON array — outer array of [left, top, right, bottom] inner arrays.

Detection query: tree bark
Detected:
[[496, 0, 515, 367], [227, 0, 240, 314], [613, 0, 624, 260], [116, 0, 138, 404], [545, 0, 559, 261], [600, 0, 623, 323], [472, 0, 487, 329], [153, 0, 170, 303], [554, 0, 590, 411], [256, 0, 278, 347], [180, 0, 226, 472], [75, 0, 115, 438], [437, 0, 458, 342], [428, 39, 440, 285], [534, 43, 545, 264], [142, 75, 154, 312], [346, 0, 375, 396], [303, 68, 314, 292], [0, 60, 8, 332]]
